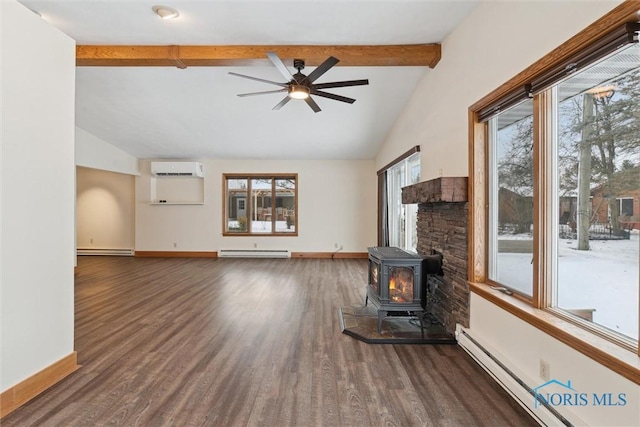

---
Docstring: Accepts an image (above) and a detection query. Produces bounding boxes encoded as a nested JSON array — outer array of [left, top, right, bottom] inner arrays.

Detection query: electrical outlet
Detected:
[[173, 242, 177, 248], [254, 243, 257, 248], [90, 238, 94, 244], [539, 359, 550, 381]]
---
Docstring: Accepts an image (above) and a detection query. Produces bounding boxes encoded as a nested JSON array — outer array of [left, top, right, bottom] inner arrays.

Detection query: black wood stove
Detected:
[[365, 246, 429, 333]]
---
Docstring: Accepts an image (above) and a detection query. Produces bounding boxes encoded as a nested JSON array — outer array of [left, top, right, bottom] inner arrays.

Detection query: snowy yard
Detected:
[[498, 231, 639, 339], [228, 220, 295, 233]]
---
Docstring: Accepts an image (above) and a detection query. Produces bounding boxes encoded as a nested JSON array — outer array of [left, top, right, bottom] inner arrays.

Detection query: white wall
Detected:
[[1, 0, 76, 390], [377, 0, 623, 181], [76, 167, 135, 251], [135, 158, 377, 252], [76, 126, 139, 175], [470, 294, 639, 426], [376, 1, 637, 425]]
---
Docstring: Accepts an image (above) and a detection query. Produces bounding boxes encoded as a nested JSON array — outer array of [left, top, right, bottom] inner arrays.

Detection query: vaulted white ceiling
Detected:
[[20, 0, 479, 160]]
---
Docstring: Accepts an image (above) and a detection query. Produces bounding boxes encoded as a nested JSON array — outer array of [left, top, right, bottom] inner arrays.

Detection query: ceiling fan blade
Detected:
[[238, 89, 287, 97], [272, 96, 292, 110], [228, 72, 287, 87], [305, 96, 322, 113], [312, 90, 356, 104], [305, 56, 340, 83], [313, 79, 369, 90], [266, 52, 297, 83]]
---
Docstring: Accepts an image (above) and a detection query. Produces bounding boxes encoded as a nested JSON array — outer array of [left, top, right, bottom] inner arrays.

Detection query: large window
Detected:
[[552, 50, 640, 340], [223, 174, 297, 236], [378, 147, 420, 252], [485, 43, 640, 341], [488, 100, 534, 297], [387, 152, 421, 252], [470, 4, 640, 381]]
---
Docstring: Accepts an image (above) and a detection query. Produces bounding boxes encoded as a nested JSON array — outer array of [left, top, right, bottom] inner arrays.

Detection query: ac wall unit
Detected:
[[151, 161, 204, 178]]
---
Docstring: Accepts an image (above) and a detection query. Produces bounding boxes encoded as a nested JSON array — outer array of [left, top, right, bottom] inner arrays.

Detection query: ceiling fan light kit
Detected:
[[288, 85, 310, 100], [229, 52, 369, 113], [152, 5, 180, 20]]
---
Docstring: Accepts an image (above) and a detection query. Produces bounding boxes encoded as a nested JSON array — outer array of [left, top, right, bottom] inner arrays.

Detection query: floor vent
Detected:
[[218, 249, 291, 258], [77, 248, 135, 256], [456, 326, 579, 427]]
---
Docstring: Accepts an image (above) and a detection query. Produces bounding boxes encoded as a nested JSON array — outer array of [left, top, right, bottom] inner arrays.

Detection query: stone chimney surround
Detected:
[[402, 177, 469, 334]]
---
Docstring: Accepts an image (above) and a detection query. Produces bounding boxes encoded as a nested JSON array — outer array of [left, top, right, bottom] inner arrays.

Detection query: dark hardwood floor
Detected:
[[3, 257, 537, 426]]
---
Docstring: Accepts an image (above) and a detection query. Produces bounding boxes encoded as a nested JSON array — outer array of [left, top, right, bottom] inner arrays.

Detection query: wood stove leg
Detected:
[[417, 312, 425, 339], [378, 310, 386, 334]]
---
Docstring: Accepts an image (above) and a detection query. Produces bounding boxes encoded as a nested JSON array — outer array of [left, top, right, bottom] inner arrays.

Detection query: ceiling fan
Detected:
[[229, 52, 369, 113]]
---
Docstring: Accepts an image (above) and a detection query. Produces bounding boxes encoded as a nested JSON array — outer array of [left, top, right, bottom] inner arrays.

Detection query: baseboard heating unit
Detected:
[[456, 325, 582, 427], [77, 248, 135, 256], [218, 249, 291, 258]]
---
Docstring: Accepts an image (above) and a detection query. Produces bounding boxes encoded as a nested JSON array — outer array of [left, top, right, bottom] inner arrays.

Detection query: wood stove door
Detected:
[[388, 266, 415, 303]]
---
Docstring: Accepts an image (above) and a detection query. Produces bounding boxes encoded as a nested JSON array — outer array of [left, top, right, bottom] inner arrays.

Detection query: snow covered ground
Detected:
[[228, 220, 295, 233], [497, 231, 639, 339]]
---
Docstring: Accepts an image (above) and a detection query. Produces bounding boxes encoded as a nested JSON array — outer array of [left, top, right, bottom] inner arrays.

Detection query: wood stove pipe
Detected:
[[421, 251, 443, 310], [422, 252, 443, 276]]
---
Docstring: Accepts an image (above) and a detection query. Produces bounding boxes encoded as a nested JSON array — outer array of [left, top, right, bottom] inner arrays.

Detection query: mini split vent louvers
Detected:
[[151, 162, 204, 178]]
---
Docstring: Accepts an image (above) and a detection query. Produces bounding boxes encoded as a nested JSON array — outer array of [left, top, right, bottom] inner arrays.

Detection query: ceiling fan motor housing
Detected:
[[293, 59, 305, 71]]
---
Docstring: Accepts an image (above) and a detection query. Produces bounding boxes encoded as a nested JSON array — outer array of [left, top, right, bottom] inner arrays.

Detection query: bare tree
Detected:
[[497, 69, 640, 245], [568, 70, 640, 237]]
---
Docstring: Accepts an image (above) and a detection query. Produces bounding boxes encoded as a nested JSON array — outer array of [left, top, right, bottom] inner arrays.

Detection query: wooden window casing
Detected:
[[222, 173, 298, 237], [469, 2, 640, 384]]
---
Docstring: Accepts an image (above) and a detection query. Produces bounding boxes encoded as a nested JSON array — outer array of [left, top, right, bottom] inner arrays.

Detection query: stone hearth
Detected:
[[339, 304, 456, 344], [402, 177, 469, 335]]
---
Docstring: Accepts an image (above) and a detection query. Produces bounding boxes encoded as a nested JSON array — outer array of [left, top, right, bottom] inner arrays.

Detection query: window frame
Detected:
[[222, 173, 298, 237], [377, 145, 420, 246], [468, 2, 640, 384], [486, 99, 536, 299], [386, 151, 421, 252]]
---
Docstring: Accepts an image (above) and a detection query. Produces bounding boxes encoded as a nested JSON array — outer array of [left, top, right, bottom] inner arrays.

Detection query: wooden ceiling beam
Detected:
[[76, 44, 441, 68]]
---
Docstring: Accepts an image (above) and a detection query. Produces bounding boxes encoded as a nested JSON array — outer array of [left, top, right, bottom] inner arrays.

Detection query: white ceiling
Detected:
[[20, 0, 479, 160]]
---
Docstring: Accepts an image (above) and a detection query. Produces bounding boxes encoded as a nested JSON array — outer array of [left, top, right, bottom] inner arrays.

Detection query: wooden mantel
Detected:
[[401, 177, 468, 204]]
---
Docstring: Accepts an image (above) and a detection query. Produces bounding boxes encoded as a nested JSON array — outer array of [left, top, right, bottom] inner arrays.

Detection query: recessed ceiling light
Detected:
[[152, 5, 179, 20]]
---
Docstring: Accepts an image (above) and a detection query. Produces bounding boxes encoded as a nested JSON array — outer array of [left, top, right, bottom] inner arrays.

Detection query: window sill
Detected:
[[469, 281, 640, 385]]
